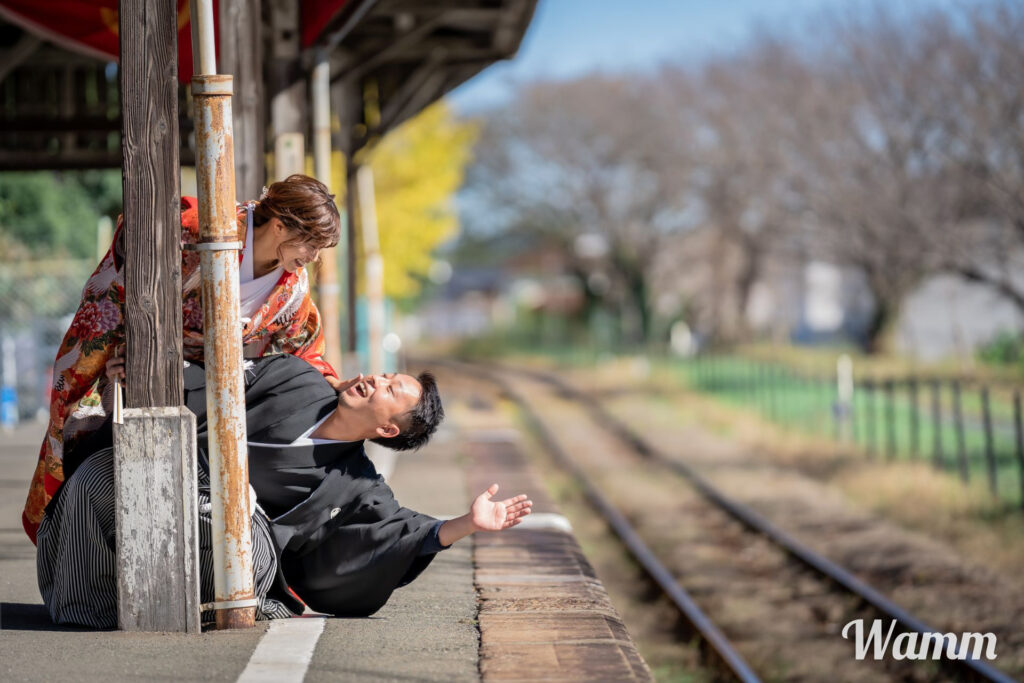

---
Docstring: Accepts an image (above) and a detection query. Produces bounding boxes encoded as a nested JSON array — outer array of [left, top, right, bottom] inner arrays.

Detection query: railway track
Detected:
[[438, 358, 1016, 683]]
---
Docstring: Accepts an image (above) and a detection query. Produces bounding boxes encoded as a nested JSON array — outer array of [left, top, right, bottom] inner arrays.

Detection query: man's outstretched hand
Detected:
[[471, 484, 532, 531], [438, 484, 533, 547]]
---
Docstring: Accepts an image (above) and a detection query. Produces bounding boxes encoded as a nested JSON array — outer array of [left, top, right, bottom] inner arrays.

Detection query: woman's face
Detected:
[[266, 218, 323, 273], [277, 238, 322, 273]]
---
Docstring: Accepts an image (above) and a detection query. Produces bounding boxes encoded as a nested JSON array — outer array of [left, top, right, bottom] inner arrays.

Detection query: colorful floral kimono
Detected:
[[22, 197, 338, 543]]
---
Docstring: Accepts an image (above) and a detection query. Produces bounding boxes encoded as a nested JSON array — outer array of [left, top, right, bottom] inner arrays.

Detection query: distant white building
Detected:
[[897, 274, 1024, 361]]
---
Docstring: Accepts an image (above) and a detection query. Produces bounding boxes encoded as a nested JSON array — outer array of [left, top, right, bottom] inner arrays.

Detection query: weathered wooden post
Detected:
[[356, 164, 386, 372], [191, 0, 256, 629], [114, 0, 200, 633], [333, 77, 362, 364], [219, 0, 265, 201], [269, 0, 305, 179], [312, 48, 343, 370]]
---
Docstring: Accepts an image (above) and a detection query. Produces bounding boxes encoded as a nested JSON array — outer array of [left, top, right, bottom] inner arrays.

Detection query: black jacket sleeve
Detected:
[[273, 450, 440, 617]]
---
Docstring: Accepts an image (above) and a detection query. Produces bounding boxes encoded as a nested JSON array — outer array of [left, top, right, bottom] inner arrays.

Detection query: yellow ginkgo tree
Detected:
[[354, 101, 478, 301]]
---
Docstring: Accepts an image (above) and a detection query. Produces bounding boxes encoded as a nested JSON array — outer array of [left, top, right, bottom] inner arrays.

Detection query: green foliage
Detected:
[[976, 331, 1024, 368], [0, 170, 122, 260], [0, 259, 93, 325]]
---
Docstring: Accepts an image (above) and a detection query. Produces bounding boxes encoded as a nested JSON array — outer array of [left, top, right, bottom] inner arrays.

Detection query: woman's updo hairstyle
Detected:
[[253, 174, 341, 250]]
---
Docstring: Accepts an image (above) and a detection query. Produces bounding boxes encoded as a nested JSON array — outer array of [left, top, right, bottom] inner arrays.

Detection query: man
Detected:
[[184, 354, 531, 617], [37, 355, 531, 626]]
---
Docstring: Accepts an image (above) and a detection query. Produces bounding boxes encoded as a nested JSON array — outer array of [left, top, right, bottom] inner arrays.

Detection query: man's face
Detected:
[[335, 373, 423, 438]]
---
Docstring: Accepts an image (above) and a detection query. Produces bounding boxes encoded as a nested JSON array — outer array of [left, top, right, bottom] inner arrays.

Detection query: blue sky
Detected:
[[449, 0, 963, 112]]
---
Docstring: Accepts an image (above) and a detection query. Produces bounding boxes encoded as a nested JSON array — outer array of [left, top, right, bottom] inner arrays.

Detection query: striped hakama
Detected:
[[36, 447, 297, 628]]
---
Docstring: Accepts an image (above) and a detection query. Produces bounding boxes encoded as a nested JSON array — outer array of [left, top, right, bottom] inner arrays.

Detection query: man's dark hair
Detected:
[[371, 371, 444, 452]]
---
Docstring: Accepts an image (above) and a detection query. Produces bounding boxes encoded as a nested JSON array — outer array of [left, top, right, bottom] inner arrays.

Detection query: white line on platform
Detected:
[[237, 616, 325, 683]]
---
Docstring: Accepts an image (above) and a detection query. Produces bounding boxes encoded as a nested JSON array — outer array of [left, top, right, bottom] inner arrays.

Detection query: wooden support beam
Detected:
[[334, 77, 362, 357], [331, 12, 446, 84], [119, 0, 183, 407], [117, 0, 198, 634], [378, 54, 447, 133], [268, 0, 305, 179], [219, 0, 265, 201], [321, 0, 383, 50], [356, 164, 385, 373], [311, 51, 343, 371], [0, 33, 41, 84], [345, 157, 359, 356], [114, 408, 200, 633]]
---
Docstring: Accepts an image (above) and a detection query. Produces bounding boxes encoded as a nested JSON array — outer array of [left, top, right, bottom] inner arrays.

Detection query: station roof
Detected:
[[0, 0, 537, 170]]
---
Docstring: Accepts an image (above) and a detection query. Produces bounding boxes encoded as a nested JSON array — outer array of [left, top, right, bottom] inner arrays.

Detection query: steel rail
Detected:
[[496, 361, 1016, 683], [438, 359, 760, 683]]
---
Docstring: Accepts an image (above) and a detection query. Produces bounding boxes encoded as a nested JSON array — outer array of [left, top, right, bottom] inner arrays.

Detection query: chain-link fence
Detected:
[[0, 259, 94, 424]]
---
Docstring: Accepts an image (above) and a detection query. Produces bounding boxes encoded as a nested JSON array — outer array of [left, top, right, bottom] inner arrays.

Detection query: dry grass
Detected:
[[562, 356, 1024, 590]]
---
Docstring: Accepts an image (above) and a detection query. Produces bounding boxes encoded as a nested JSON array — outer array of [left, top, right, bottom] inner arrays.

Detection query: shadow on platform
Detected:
[[0, 602, 98, 632]]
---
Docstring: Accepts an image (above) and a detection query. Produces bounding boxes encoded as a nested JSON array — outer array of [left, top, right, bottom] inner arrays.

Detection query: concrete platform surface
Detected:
[[1, 376, 653, 682], [1, 421, 477, 683]]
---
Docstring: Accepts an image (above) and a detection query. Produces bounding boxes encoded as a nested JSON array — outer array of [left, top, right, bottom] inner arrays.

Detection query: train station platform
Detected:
[[0, 378, 650, 682]]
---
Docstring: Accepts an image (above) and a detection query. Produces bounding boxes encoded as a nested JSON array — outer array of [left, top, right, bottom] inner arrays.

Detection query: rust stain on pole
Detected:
[[192, 73, 256, 630]]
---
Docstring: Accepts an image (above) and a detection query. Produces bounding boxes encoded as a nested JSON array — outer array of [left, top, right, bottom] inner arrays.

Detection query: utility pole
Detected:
[[114, 0, 200, 633]]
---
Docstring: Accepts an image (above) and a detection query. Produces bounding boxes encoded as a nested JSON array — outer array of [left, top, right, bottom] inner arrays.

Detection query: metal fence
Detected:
[[686, 355, 1024, 509], [0, 259, 93, 425]]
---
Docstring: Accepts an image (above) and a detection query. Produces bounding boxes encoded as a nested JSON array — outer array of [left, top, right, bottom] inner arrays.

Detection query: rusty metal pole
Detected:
[[191, 0, 256, 630], [312, 49, 343, 370]]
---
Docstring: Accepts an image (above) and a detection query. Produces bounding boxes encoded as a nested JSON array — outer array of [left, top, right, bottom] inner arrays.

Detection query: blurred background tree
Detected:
[[456, 0, 1024, 356], [0, 170, 121, 260], [363, 101, 478, 302]]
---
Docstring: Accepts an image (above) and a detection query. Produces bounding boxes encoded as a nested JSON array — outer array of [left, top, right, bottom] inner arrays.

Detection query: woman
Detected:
[[22, 174, 343, 543]]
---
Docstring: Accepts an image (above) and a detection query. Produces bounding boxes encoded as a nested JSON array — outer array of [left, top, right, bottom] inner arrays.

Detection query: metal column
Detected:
[[191, 0, 256, 630]]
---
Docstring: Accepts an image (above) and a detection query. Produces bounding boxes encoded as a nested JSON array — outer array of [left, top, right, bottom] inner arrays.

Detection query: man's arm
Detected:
[[437, 484, 532, 547]]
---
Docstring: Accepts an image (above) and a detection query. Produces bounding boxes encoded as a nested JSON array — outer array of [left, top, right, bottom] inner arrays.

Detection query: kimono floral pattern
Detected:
[[22, 197, 337, 543]]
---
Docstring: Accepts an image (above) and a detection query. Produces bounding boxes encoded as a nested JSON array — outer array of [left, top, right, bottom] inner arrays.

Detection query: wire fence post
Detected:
[[837, 355, 853, 444], [851, 381, 861, 447], [980, 386, 997, 497], [753, 359, 761, 414], [819, 373, 829, 437], [884, 378, 896, 460], [866, 378, 876, 458], [759, 361, 767, 416], [908, 377, 919, 460], [931, 379, 943, 469], [1014, 391, 1024, 510], [952, 380, 969, 483], [770, 362, 778, 421]]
